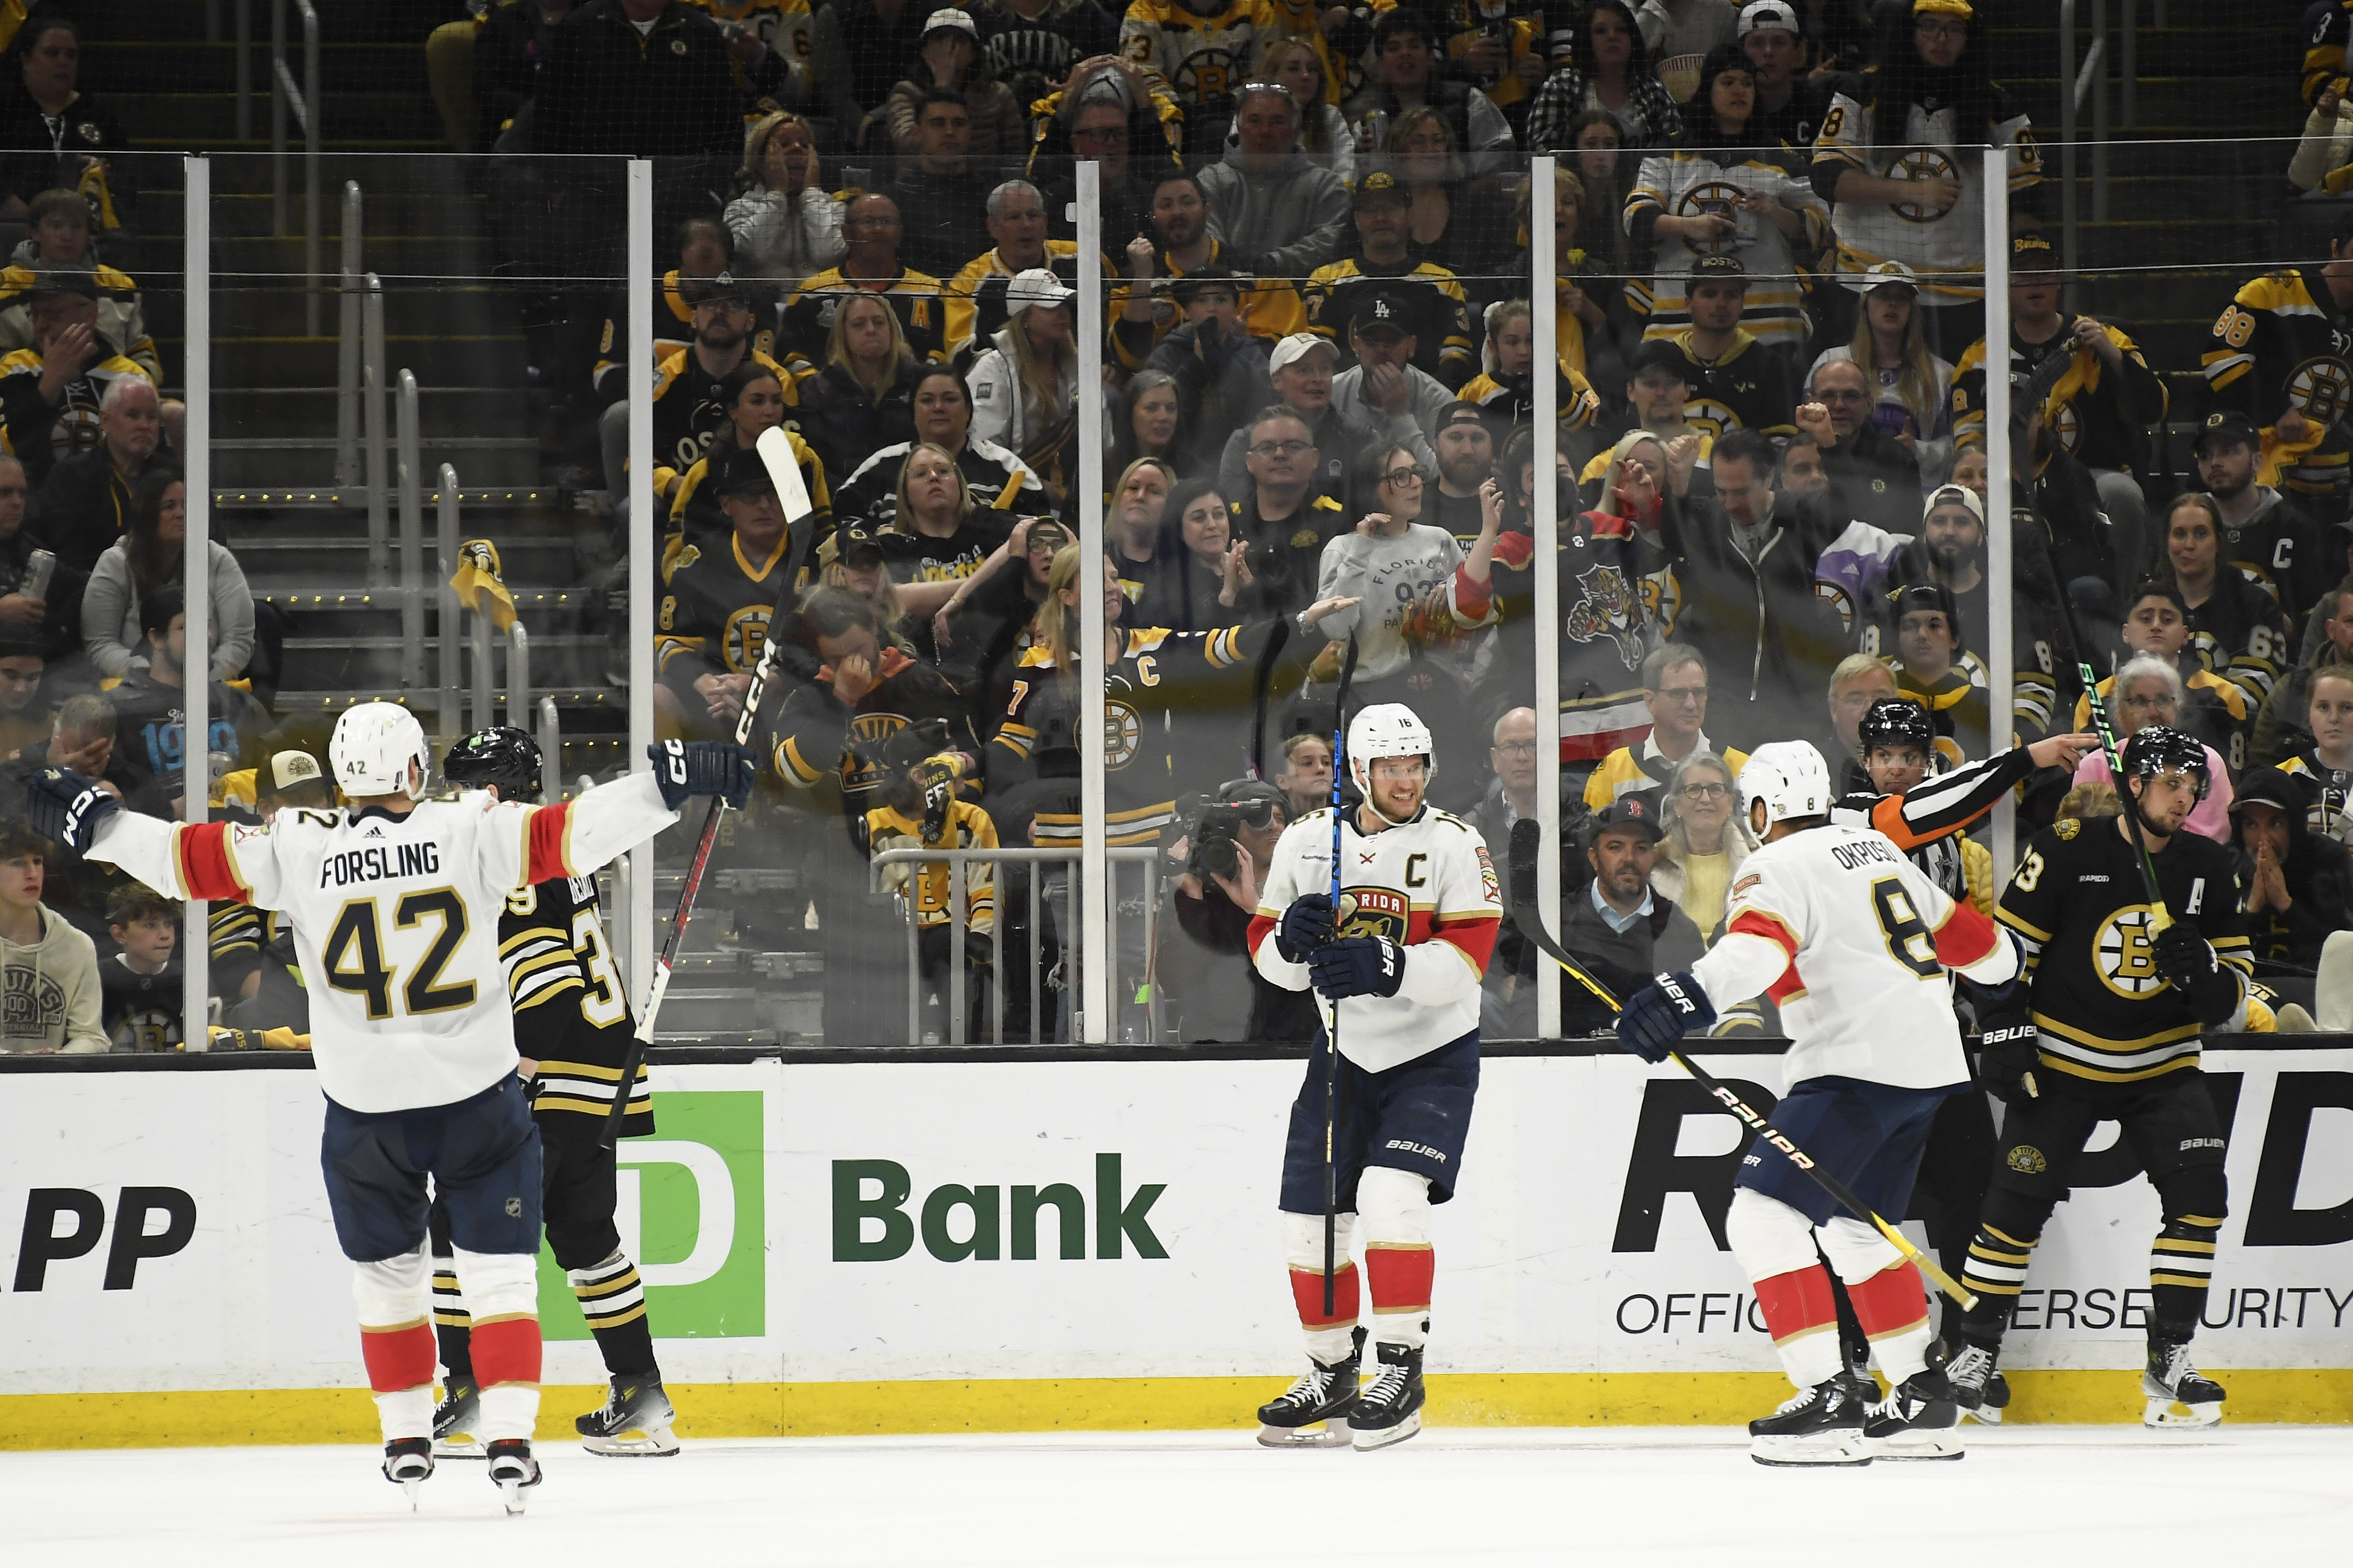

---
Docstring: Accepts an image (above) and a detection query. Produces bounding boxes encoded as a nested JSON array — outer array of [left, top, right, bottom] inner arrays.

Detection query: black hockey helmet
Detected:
[[2120, 724, 2211, 802], [1858, 696, 1934, 757], [443, 726, 544, 802]]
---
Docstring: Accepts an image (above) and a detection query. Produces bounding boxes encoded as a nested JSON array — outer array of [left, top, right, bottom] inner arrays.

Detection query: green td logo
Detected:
[[832, 1154, 1168, 1262], [538, 1091, 764, 1339]]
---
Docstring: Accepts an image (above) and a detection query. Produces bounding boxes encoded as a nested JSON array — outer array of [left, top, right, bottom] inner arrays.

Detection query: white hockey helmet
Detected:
[[1346, 701, 1435, 799], [330, 701, 433, 801], [1739, 740, 1834, 830]]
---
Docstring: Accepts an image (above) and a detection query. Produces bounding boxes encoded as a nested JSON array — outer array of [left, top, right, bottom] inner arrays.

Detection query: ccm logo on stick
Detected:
[[12, 1187, 197, 1291]]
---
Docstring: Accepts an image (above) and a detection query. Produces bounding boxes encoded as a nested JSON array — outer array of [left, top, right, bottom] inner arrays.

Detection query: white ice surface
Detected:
[[7, 1426, 2353, 1567]]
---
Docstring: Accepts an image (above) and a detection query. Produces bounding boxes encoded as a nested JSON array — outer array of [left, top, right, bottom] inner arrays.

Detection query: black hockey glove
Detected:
[[1276, 892, 1336, 963], [1616, 971, 1714, 1064], [1309, 935, 1404, 1000], [2154, 923, 2241, 1026], [647, 741, 756, 811], [26, 767, 120, 853], [1975, 1019, 2041, 1103]]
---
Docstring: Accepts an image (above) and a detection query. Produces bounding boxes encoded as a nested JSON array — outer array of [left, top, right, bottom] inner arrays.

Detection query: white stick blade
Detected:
[[754, 426, 815, 525]]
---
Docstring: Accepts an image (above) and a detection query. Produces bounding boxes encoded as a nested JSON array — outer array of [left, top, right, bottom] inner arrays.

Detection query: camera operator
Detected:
[[1159, 779, 1320, 1043]]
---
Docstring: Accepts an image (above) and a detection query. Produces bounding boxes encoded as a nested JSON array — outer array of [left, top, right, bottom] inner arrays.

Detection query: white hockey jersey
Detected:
[[86, 774, 680, 1114], [1811, 93, 2039, 304], [1689, 819, 2015, 1090], [1249, 803, 1502, 1072]]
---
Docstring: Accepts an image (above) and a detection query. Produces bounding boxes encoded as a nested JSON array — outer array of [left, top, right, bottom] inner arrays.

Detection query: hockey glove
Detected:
[[1276, 892, 1337, 963], [2153, 923, 2241, 1025], [1975, 1019, 2041, 1103], [25, 767, 120, 854], [1309, 935, 1404, 1000], [1615, 971, 1714, 1064], [647, 741, 757, 811]]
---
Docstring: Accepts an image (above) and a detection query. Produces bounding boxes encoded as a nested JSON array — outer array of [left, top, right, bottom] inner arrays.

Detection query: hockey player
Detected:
[[25, 706, 753, 1509], [1616, 740, 2022, 1465], [432, 726, 678, 1459], [1951, 725, 2253, 1427], [1246, 703, 1503, 1450]]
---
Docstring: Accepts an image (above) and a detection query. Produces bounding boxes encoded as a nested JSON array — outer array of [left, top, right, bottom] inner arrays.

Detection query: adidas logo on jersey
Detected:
[[363, 825, 384, 839]]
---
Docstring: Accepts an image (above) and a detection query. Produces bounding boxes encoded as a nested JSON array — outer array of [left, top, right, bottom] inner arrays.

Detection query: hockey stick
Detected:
[[1322, 634, 1359, 1316], [602, 428, 819, 1148], [2025, 509, 2172, 931], [1502, 819, 1978, 1309]]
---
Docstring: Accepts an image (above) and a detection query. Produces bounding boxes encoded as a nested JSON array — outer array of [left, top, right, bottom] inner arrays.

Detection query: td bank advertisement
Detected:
[[5, 1051, 2353, 1429]]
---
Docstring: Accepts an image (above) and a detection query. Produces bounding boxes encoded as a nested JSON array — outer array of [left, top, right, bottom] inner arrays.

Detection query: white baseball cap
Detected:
[[1844, 258, 1920, 295], [1268, 332, 1340, 375], [1006, 267, 1073, 315], [1738, 1, 1799, 36], [923, 7, 978, 39]]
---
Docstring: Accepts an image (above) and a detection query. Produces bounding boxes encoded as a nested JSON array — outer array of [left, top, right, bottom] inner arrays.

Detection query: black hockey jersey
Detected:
[[499, 873, 648, 1135], [657, 529, 792, 683], [1301, 258, 1476, 387], [2217, 490, 2330, 623], [2202, 268, 2353, 500], [2185, 569, 2297, 713], [2277, 748, 2353, 840], [1998, 813, 2252, 1091], [1950, 317, 2167, 476], [100, 955, 182, 1052], [1669, 329, 1798, 441], [779, 268, 951, 374]]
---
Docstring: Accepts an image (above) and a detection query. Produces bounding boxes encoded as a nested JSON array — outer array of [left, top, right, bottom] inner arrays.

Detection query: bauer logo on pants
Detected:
[[536, 1091, 765, 1340]]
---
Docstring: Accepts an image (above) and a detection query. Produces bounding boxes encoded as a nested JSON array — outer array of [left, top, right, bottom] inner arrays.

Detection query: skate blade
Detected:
[[1350, 1410, 1423, 1451], [582, 1425, 681, 1457], [1868, 1430, 1966, 1461], [432, 1435, 485, 1460], [1256, 1421, 1352, 1449], [498, 1477, 529, 1515], [1750, 1431, 1872, 1467], [1961, 1405, 2002, 1426], [2143, 1397, 2223, 1428], [401, 1477, 424, 1511]]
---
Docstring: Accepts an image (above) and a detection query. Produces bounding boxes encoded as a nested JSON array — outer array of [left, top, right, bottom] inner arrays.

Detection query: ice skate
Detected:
[[486, 1438, 541, 1514], [1748, 1376, 1873, 1466], [1255, 1327, 1363, 1448], [381, 1437, 433, 1509], [432, 1376, 482, 1458], [2143, 1337, 2225, 1427], [577, 1375, 680, 1457], [1863, 1370, 1964, 1460], [1345, 1342, 1424, 1451], [1935, 1341, 2010, 1425]]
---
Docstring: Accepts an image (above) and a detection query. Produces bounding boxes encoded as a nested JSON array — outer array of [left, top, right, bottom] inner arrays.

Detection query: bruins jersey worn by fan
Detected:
[[1624, 146, 1828, 352], [432, 726, 675, 1461], [1615, 741, 2016, 1465], [2304, 0, 2353, 103], [767, 646, 982, 817], [1248, 703, 1501, 1452], [2277, 748, 2353, 840], [0, 345, 151, 479], [1811, 86, 2039, 304], [1108, 239, 1309, 368], [833, 436, 1044, 522], [1301, 260, 1475, 386], [1955, 727, 2250, 1430], [1121, 0, 1261, 147], [2203, 268, 2353, 500], [1669, 328, 1799, 440], [991, 621, 1288, 845], [657, 529, 792, 693], [1951, 319, 2167, 475], [1459, 355, 1603, 442], [668, 426, 831, 552], [2187, 571, 2296, 715], [592, 270, 768, 402], [688, 0, 817, 107], [2074, 662, 2251, 774], [946, 242, 1081, 365], [648, 346, 799, 498], [100, 954, 183, 1051], [779, 269, 951, 374], [1427, 0, 1566, 122]]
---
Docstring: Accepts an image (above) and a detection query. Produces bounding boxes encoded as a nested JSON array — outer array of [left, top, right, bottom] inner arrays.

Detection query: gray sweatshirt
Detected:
[[1314, 521, 1465, 682], [0, 904, 106, 1053], [81, 539, 255, 682]]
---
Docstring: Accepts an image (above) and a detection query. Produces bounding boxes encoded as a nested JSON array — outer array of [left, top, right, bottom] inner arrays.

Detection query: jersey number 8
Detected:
[[323, 888, 478, 1021], [1871, 876, 1942, 979]]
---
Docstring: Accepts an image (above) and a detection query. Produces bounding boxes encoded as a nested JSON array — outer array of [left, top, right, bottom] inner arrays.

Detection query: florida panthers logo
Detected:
[[1889, 146, 1960, 223], [1565, 563, 1645, 669], [1338, 885, 1408, 942]]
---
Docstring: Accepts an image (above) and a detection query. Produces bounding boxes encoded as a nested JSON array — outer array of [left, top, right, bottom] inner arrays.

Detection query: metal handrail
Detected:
[[334, 182, 363, 485], [870, 847, 1164, 1047], [361, 274, 387, 585], [537, 695, 561, 801], [268, 0, 322, 335], [436, 464, 462, 742], [2056, 0, 2145, 285], [396, 370, 423, 688]]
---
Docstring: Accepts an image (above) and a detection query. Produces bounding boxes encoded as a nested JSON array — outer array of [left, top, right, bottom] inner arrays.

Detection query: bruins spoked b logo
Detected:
[[2094, 905, 2166, 997]]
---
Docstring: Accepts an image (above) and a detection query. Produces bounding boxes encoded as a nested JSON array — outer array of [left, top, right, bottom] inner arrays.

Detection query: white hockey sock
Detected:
[[375, 1386, 432, 1444], [477, 1383, 540, 1445]]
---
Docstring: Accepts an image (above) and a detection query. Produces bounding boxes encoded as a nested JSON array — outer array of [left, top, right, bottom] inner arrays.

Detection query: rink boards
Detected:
[[4, 1044, 2352, 1446]]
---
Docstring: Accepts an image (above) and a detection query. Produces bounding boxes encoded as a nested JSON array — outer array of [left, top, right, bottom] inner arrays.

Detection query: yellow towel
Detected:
[[450, 539, 517, 632]]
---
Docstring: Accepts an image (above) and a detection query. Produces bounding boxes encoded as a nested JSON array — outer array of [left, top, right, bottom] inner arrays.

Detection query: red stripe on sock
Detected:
[[359, 1323, 436, 1394], [1753, 1264, 1838, 1346], [1847, 1259, 1930, 1340], [1289, 1263, 1360, 1329], [1366, 1245, 1436, 1315], [472, 1317, 543, 1388]]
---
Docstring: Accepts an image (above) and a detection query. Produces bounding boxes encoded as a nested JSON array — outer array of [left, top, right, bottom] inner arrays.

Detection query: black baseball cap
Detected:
[[2232, 766, 2313, 818], [1168, 263, 1242, 306], [1436, 401, 1488, 435], [832, 514, 887, 562], [1689, 253, 1749, 285], [29, 272, 97, 301], [1352, 171, 1411, 211], [707, 444, 780, 499], [1627, 338, 1690, 381], [2193, 410, 2260, 456], [1348, 289, 1416, 341], [1589, 798, 1664, 843]]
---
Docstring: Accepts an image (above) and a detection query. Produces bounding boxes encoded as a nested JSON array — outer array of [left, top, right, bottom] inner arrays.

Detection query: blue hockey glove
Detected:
[[1276, 892, 1336, 963], [1616, 971, 1713, 1063], [1309, 935, 1404, 1000], [25, 767, 120, 853], [647, 741, 756, 811]]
